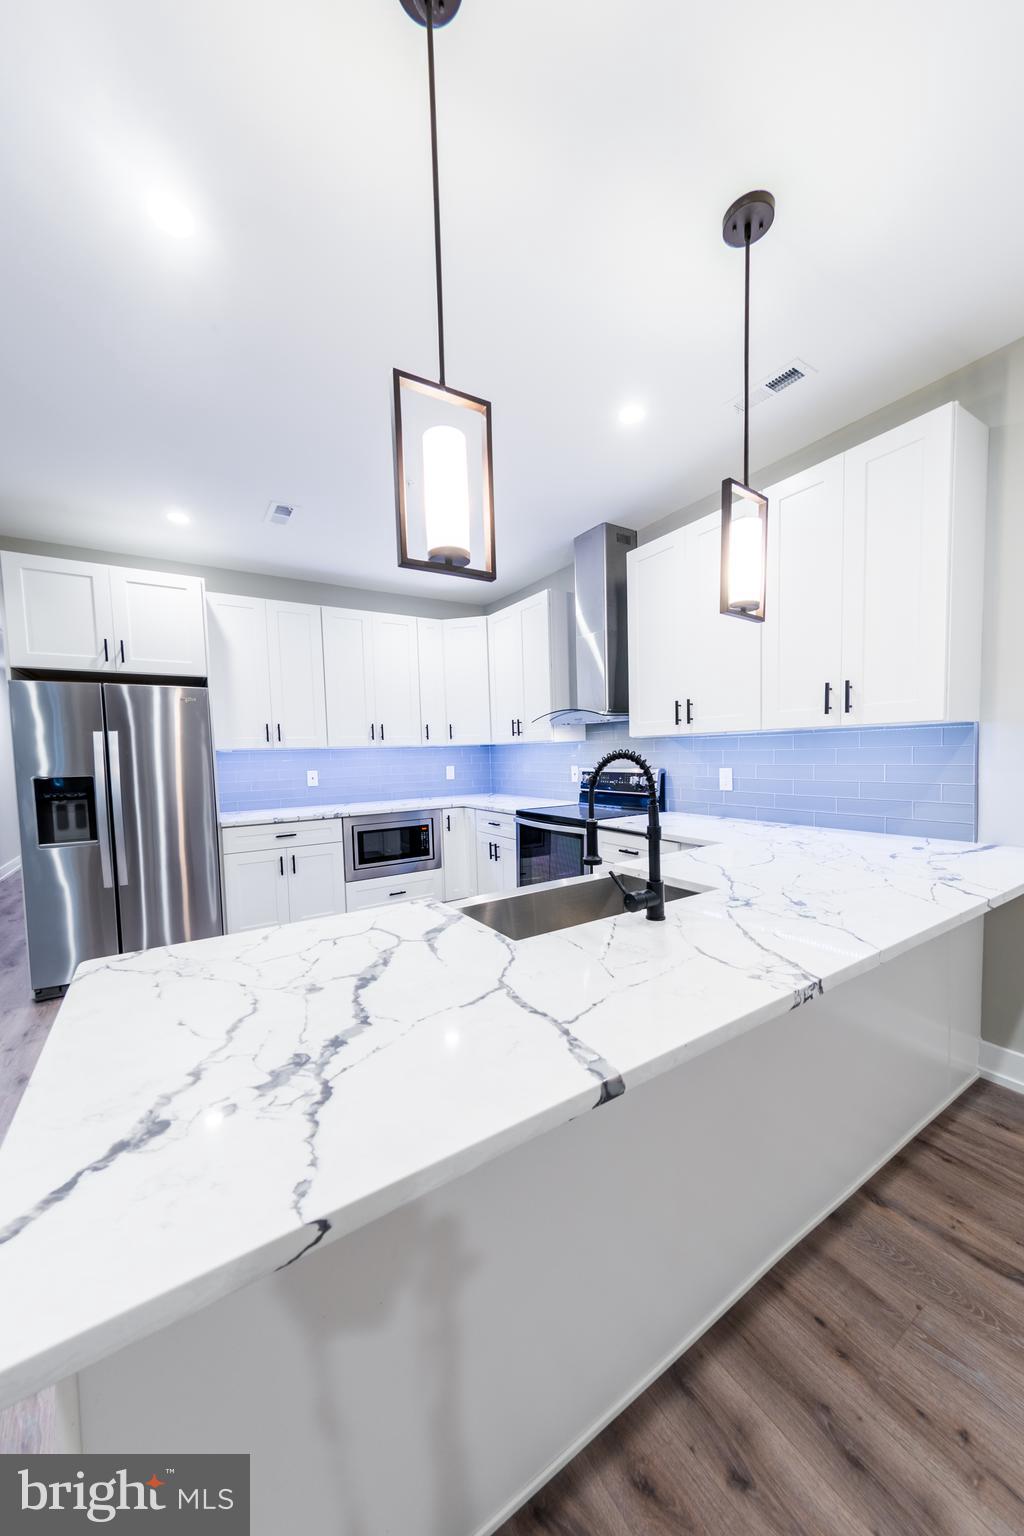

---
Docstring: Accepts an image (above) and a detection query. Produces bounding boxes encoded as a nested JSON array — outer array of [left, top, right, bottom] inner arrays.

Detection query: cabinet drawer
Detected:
[[597, 830, 684, 869], [475, 810, 517, 841], [221, 819, 344, 854], [344, 868, 444, 912]]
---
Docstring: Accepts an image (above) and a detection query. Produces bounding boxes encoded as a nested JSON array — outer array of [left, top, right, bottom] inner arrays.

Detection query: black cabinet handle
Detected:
[[276, 723, 282, 741], [674, 699, 681, 726], [824, 682, 833, 715], [103, 638, 109, 663], [446, 814, 451, 832], [265, 722, 270, 742], [686, 699, 694, 725], [449, 723, 453, 740], [274, 832, 297, 839], [119, 639, 125, 664], [494, 844, 501, 859], [425, 723, 430, 740], [370, 723, 375, 741], [844, 679, 853, 714], [291, 853, 296, 875], [380, 723, 385, 742], [388, 890, 407, 897], [279, 855, 284, 876], [617, 847, 640, 856], [489, 841, 496, 860], [516, 718, 523, 736]]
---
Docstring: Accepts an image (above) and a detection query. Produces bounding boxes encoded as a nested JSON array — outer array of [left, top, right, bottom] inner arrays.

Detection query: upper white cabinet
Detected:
[[266, 601, 328, 749], [207, 594, 327, 750], [487, 589, 581, 743], [763, 403, 987, 729], [1, 552, 207, 677], [109, 568, 207, 677], [626, 515, 761, 737], [323, 609, 421, 747], [417, 618, 447, 745], [440, 616, 492, 744]]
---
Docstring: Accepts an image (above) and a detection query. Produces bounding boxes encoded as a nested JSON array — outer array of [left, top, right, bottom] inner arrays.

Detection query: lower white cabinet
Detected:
[[222, 821, 345, 933], [442, 807, 476, 901], [476, 829, 517, 894], [344, 867, 444, 912]]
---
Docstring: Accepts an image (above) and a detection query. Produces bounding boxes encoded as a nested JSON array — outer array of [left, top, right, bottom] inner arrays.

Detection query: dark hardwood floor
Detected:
[[498, 1079, 1024, 1536]]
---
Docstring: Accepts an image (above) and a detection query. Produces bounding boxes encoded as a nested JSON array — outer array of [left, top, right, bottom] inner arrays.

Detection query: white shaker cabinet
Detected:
[[487, 589, 581, 743], [222, 847, 293, 932], [417, 618, 447, 745], [440, 616, 491, 744], [761, 456, 845, 730], [323, 608, 375, 747], [265, 601, 328, 749], [109, 567, 207, 677], [1, 551, 207, 677], [476, 828, 517, 893], [286, 842, 347, 922], [206, 594, 275, 750], [369, 613, 421, 746], [626, 517, 760, 737], [222, 820, 345, 933], [763, 403, 988, 729], [441, 806, 476, 900]]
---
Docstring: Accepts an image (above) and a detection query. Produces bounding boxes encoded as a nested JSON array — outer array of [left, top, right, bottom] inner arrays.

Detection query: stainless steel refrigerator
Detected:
[[10, 680, 223, 997]]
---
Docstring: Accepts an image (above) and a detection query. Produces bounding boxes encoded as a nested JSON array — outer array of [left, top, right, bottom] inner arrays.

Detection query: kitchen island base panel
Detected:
[[72, 919, 981, 1536]]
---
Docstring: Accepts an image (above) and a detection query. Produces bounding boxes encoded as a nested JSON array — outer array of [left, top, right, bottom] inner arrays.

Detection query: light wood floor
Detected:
[[2, 877, 1023, 1533], [499, 1077, 1024, 1536]]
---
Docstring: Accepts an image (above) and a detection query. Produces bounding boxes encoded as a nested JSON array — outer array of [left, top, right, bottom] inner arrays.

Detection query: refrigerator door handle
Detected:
[[107, 730, 130, 886], [92, 731, 114, 889]]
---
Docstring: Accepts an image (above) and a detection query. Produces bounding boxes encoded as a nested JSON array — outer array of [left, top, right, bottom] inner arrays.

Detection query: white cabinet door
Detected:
[[110, 568, 207, 676], [520, 591, 555, 740], [1, 551, 115, 672], [684, 513, 761, 734], [206, 594, 274, 750], [223, 848, 291, 933], [842, 407, 954, 725], [626, 532, 686, 736], [417, 618, 447, 746], [477, 831, 517, 893], [492, 837, 518, 891], [266, 601, 327, 749], [370, 613, 421, 747], [487, 605, 524, 743], [762, 456, 845, 730], [442, 806, 476, 900], [442, 617, 491, 743], [323, 608, 375, 748], [287, 844, 346, 921]]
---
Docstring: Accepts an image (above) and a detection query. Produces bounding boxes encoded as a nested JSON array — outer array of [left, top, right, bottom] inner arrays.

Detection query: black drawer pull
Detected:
[[275, 832, 297, 839], [388, 889, 407, 897], [617, 847, 640, 856]]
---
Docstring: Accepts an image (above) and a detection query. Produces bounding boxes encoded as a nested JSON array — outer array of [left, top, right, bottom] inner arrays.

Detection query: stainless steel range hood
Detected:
[[543, 522, 637, 727]]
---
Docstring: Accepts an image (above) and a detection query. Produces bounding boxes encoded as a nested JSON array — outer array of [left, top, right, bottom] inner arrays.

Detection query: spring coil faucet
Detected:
[[583, 749, 665, 920]]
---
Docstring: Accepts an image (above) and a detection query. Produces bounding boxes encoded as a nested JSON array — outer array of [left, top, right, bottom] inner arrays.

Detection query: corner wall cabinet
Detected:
[[1, 551, 207, 676], [487, 590, 582, 743], [762, 402, 988, 729]]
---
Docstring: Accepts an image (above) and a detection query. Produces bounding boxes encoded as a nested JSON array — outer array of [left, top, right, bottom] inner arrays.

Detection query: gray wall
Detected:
[[0, 536, 484, 620], [493, 334, 1024, 1055]]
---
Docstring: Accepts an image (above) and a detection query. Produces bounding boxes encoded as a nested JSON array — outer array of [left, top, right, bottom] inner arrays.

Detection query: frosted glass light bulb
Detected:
[[423, 425, 471, 567], [728, 513, 763, 613]]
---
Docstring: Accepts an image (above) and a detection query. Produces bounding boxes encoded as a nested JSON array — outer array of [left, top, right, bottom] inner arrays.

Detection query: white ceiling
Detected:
[[1, 1, 1023, 602]]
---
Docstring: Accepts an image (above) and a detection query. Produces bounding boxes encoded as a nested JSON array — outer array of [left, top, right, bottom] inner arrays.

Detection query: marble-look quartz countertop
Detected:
[[218, 794, 563, 827], [2, 816, 1024, 1411]]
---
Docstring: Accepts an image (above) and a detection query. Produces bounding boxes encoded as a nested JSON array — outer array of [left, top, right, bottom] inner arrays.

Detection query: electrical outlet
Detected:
[[306, 769, 319, 788], [719, 766, 733, 792], [445, 765, 455, 780], [570, 765, 580, 783]]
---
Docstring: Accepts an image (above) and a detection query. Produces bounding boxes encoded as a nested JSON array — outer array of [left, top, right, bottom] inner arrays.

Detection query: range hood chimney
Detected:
[[544, 522, 637, 727]]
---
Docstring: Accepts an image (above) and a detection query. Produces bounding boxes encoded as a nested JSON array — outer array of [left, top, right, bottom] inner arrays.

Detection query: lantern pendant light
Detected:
[[393, 0, 496, 582], [720, 190, 775, 622]]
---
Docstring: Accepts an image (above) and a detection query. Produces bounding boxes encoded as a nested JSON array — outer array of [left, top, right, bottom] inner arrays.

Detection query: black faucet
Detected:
[[582, 750, 665, 921]]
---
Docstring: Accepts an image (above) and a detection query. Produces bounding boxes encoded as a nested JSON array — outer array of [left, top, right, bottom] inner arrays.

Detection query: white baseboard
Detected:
[[0, 856, 20, 882], [980, 1040, 1024, 1095]]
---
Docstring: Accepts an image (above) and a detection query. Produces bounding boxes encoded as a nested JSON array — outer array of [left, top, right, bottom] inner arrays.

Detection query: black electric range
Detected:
[[515, 768, 665, 885]]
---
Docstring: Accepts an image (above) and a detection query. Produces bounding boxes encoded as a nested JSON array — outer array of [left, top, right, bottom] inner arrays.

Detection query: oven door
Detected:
[[344, 811, 441, 881], [516, 818, 586, 887]]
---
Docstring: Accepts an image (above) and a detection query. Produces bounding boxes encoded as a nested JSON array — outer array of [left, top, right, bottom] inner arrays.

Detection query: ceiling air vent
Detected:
[[264, 502, 297, 526], [731, 357, 816, 412]]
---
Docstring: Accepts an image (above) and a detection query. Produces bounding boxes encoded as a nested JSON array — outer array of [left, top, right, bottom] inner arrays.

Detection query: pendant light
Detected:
[[720, 190, 775, 622], [393, 0, 496, 582]]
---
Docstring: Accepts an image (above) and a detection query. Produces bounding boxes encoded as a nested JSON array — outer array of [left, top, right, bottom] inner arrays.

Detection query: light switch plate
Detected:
[[719, 766, 733, 791], [306, 770, 319, 788], [445, 765, 455, 780], [570, 765, 580, 783]]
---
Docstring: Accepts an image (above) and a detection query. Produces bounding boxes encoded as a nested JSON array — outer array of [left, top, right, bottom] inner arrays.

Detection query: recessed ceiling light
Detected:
[[147, 190, 197, 240], [617, 401, 647, 428], [165, 508, 191, 526]]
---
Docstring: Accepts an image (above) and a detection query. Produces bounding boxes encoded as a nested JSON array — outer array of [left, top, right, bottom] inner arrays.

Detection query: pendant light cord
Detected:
[[425, 2, 446, 387], [743, 224, 751, 487]]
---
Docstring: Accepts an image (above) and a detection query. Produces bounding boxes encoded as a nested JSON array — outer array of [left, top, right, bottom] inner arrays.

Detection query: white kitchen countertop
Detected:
[[1, 814, 1023, 1411], [218, 794, 563, 826]]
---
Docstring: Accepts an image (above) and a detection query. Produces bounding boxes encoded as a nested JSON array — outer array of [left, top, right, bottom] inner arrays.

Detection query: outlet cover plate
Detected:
[[306, 770, 319, 787], [719, 766, 733, 791], [445, 765, 455, 780]]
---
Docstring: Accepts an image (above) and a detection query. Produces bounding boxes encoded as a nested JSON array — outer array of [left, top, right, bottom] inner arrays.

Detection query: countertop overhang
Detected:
[[1, 813, 1023, 1410]]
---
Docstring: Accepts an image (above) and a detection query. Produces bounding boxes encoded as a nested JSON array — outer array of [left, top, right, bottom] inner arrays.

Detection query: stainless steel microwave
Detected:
[[343, 809, 442, 882]]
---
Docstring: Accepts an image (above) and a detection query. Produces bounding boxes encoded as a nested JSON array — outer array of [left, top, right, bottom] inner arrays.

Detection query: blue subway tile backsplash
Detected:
[[218, 722, 979, 841]]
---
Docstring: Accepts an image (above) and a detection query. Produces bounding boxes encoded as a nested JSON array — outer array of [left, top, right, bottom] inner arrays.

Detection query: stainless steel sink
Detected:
[[460, 871, 697, 941]]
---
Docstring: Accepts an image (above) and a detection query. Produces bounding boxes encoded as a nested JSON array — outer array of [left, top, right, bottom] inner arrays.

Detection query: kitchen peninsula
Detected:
[[1, 814, 1023, 1536]]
